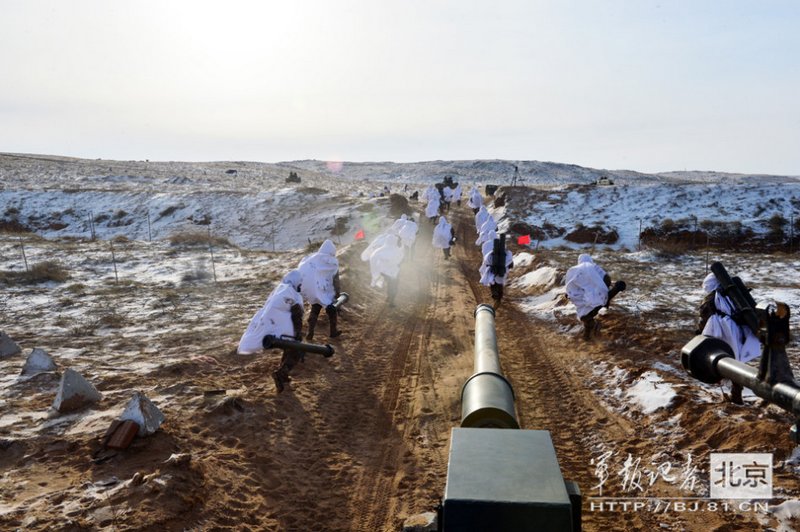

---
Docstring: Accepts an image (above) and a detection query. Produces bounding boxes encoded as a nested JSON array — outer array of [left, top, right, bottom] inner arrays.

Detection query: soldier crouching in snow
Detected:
[[236, 270, 306, 393], [565, 254, 626, 340]]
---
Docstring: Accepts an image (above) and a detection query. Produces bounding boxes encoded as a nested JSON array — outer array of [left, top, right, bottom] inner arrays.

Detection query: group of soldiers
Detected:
[[237, 181, 771, 405], [237, 239, 343, 393]]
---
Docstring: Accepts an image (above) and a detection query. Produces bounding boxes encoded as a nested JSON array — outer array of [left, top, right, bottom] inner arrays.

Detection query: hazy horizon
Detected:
[[2, 1, 798, 175]]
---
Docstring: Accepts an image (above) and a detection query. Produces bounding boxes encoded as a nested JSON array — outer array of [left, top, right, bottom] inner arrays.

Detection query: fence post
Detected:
[[638, 219, 642, 251], [88, 211, 96, 240], [790, 213, 794, 254], [19, 236, 29, 272], [110, 240, 118, 284], [705, 233, 710, 274], [147, 211, 152, 242], [208, 226, 218, 284]]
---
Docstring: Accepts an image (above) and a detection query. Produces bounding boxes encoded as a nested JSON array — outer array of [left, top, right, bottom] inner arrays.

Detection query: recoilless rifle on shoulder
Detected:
[[681, 261, 799, 439]]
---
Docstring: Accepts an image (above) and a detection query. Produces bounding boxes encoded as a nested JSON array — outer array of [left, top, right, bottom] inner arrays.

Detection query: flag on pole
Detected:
[[355, 229, 365, 240], [517, 234, 531, 245]]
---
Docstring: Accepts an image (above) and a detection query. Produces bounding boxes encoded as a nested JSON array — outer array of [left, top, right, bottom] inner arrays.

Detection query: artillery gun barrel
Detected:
[[262, 335, 335, 357], [682, 335, 800, 417], [460, 304, 519, 429]]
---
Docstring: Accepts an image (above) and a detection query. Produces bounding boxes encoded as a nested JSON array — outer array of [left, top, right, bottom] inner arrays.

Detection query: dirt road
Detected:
[[3, 206, 798, 531]]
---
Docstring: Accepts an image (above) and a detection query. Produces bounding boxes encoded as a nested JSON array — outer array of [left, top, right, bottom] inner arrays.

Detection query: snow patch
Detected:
[[626, 371, 677, 414]]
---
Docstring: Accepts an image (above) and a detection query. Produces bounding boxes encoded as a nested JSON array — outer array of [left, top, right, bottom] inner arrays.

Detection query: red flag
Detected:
[[517, 234, 531, 245], [355, 229, 365, 240]]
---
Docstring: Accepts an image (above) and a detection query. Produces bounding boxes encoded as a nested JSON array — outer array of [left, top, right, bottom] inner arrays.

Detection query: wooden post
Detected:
[[790, 213, 794, 254], [638, 219, 642, 251], [110, 240, 118, 283], [19, 236, 29, 272], [705, 233, 710, 274], [208, 226, 218, 284], [147, 211, 152, 242], [88, 211, 96, 240]]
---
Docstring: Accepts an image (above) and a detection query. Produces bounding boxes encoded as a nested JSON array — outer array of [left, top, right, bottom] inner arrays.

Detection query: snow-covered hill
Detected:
[[2, 152, 799, 252]]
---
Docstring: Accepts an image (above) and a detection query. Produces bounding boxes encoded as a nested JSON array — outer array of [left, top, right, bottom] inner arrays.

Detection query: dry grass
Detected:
[[168, 230, 233, 248], [0, 261, 70, 285]]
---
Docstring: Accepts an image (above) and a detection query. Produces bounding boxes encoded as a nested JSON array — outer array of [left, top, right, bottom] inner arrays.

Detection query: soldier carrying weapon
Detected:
[[696, 271, 761, 404], [235, 270, 306, 393], [565, 254, 626, 340], [298, 239, 343, 341], [480, 234, 514, 308]]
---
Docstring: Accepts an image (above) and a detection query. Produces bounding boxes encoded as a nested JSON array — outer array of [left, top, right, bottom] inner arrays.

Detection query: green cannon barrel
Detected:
[[460, 304, 519, 429]]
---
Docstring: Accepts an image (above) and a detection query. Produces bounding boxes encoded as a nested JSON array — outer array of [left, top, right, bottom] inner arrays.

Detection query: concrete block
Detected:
[[119, 392, 165, 436], [21, 348, 57, 375], [52, 368, 102, 413], [0, 331, 21, 358]]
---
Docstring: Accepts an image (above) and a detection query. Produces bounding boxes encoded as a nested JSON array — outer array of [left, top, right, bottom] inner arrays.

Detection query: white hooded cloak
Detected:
[[432, 216, 453, 249], [361, 232, 393, 262], [476, 217, 497, 243], [369, 234, 404, 287], [700, 273, 762, 363], [564, 254, 609, 319], [425, 196, 441, 218], [467, 188, 483, 210], [452, 184, 462, 202], [237, 270, 303, 354], [398, 216, 418, 247], [475, 206, 490, 232], [298, 239, 339, 306]]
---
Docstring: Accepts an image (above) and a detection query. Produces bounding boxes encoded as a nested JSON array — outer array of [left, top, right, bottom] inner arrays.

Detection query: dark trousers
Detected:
[[307, 303, 338, 339], [382, 273, 399, 305], [275, 348, 302, 383], [490, 283, 504, 301]]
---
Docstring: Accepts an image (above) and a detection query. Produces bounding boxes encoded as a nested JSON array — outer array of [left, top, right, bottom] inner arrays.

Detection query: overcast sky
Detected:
[[1, 0, 798, 174]]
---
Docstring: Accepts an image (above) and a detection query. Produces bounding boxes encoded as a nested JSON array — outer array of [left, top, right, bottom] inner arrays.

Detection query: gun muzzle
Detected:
[[460, 304, 519, 429], [332, 292, 350, 310], [262, 335, 335, 358], [710, 262, 759, 334]]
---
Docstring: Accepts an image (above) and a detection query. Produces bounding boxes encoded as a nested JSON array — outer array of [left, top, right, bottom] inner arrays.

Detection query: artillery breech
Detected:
[[460, 304, 519, 429]]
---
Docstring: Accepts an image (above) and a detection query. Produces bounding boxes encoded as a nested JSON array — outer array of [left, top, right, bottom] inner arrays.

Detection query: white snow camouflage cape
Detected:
[[452, 184, 462, 202], [432, 216, 453, 249], [467, 187, 483, 209], [369, 234, 404, 287], [298, 239, 339, 306], [480, 248, 513, 286], [425, 196, 440, 218], [475, 206, 490, 232], [564, 254, 609, 319], [700, 273, 761, 363], [476, 217, 497, 244], [478, 230, 498, 276], [397, 216, 418, 247], [237, 270, 303, 355], [361, 232, 394, 262]]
